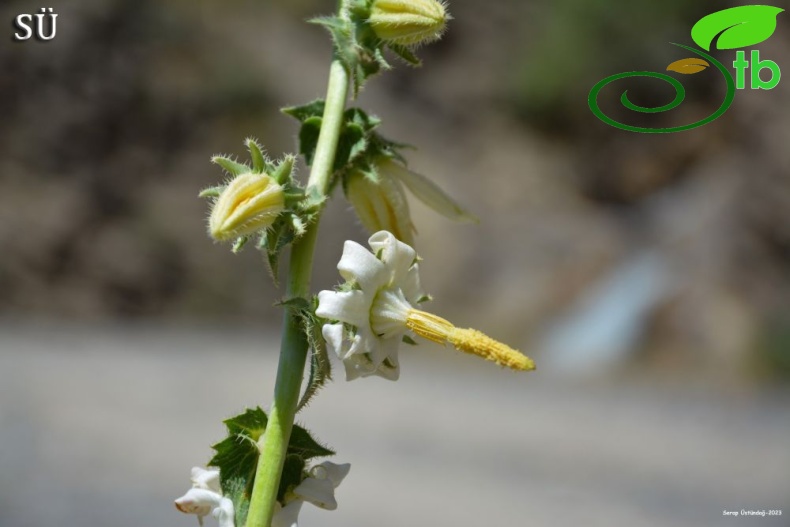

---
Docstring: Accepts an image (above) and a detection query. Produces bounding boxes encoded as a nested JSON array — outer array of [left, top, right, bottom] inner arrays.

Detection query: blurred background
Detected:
[[0, 0, 788, 526]]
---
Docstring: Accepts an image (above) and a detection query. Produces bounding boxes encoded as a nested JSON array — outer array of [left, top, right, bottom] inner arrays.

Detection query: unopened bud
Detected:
[[369, 0, 449, 47], [345, 170, 415, 246], [208, 172, 285, 241]]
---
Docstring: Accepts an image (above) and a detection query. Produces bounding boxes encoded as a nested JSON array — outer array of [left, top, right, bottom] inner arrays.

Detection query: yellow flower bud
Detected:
[[208, 172, 285, 241], [369, 0, 449, 47], [345, 170, 416, 246]]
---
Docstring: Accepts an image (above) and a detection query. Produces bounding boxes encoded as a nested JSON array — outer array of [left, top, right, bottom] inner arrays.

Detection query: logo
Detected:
[[589, 5, 784, 133]]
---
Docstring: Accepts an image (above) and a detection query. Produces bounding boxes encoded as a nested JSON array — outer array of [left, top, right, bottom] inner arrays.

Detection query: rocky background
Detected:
[[2, 0, 788, 383], [1, 1, 789, 527]]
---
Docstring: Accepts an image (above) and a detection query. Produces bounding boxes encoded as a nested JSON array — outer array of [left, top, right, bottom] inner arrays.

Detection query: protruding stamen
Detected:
[[405, 309, 536, 371], [449, 327, 535, 371]]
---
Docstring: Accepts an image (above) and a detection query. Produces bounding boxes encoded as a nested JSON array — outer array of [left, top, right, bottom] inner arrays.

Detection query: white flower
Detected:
[[316, 231, 424, 380], [317, 231, 536, 378], [175, 467, 235, 527], [273, 461, 351, 527]]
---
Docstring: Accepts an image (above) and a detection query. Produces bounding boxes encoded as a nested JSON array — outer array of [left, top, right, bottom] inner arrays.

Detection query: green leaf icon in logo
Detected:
[[691, 5, 784, 51]]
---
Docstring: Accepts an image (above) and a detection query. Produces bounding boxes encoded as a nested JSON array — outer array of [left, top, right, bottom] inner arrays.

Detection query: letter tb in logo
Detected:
[[734, 50, 781, 90]]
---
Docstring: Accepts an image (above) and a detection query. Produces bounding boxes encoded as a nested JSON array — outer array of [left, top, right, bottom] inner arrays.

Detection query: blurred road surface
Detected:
[[0, 325, 788, 527]]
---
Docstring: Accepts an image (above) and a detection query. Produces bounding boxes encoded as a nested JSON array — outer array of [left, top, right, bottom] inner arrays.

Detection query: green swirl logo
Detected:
[[589, 6, 784, 134]]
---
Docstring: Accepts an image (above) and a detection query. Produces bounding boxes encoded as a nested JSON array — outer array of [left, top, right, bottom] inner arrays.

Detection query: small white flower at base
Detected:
[[273, 461, 351, 527], [317, 231, 535, 379], [175, 467, 235, 527]]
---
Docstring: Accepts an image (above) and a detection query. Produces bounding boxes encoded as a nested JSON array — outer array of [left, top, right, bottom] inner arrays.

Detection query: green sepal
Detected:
[[271, 155, 296, 185], [232, 236, 249, 254], [199, 185, 225, 199], [211, 155, 251, 177], [402, 335, 418, 346], [296, 296, 332, 412], [245, 137, 267, 173], [387, 43, 422, 66]]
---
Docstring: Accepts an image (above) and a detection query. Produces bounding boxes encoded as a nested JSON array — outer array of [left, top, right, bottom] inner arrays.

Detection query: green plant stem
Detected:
[[245, 57, 349, 527]]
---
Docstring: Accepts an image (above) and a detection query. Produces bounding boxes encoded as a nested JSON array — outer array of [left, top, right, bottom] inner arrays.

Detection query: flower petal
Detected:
[[316, 290, 369, 327], [401, 263, 424, 304], [342, 353, 376, 381], [191, 467, 221, 493], [294, 477, 337, 510], [368, 230, 417, 286], [322, 323, 367, 360], [213, 497, 236, 527], [272, 500, 303, 527], [174, 488, 223, 517], [371, 338, 401, 381], [312, 462, 351, 488], [382, 159, 477, 223], [338, 240, 388, 291]]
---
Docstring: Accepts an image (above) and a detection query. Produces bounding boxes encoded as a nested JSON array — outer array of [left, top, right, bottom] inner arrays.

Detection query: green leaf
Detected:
[[335, 123, 367, 172], [298, 117, 323, 167], [209, 433, 259, 498], [223, 407, 269, 438], [289, 424, 335, 459], [691, 6, 784, 51], [224, 476, 251, 527], [277, 296, 312, 311], [282, 100, 326, 123], [278, 455, 307, 503], [208, 407, 334, 509]]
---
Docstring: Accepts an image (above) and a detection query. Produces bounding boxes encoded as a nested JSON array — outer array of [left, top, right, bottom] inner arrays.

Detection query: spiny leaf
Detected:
[[691, 6, 784, 51], [208, 407, 334, 507], [298, 117, 323, 167], [666, 57, 710, 74], [289, 424, 335, 459], [282, 100, 326, 123], [209, 433, 259, 499], [224, 407, 268, 438], [225, 477, 250, 527]]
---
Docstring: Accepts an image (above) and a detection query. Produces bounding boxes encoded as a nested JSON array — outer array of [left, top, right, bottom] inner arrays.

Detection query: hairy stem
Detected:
[[245, 57, 349, 527]]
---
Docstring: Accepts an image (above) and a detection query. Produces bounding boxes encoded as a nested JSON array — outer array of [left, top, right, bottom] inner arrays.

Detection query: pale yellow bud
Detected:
[[346, 170, 416, 246], [208, 172, 284, 241], [369, 0, 449, 46]]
